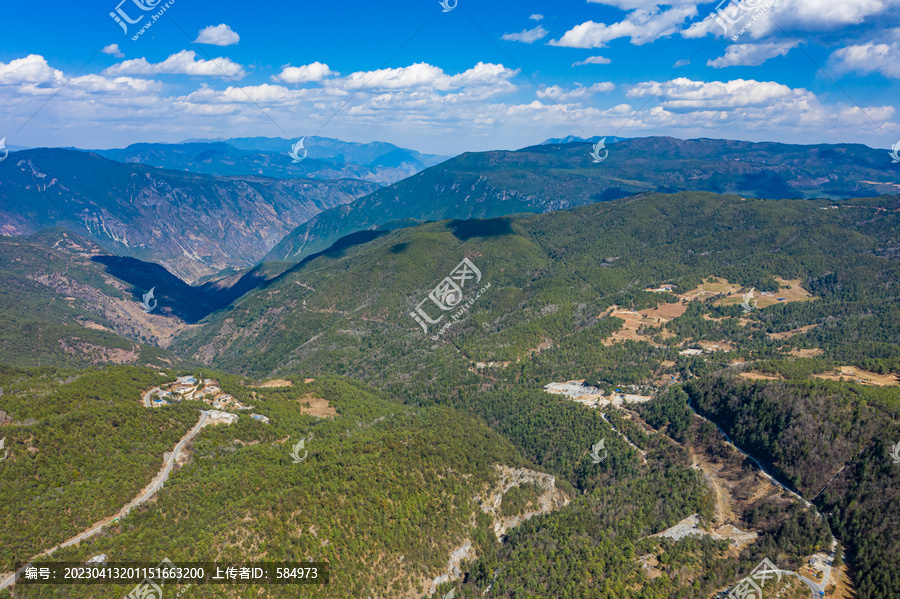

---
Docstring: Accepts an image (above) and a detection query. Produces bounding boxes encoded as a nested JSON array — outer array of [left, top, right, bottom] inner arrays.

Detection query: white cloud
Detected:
[[0, 55, 159, 99], [683, 0, 900, 40], [707, 41, 798, 67], [273, 62, 336, 84], [101, 44, 125, 59], [829, 40, 900, 78], [572, 55, 612, 66], [0, 54, 63, 86], [550, 6, 697, 47], [674, 59, 690, 67], [627, 77, 809, 110], [327, 62, 518, 92], [537, 82, 615, 102], [67, 74, 161, 94], [501, 26, 549, 43], [530, 14, 544, 20], [180, 83, 303, 105], [194, 24, 240, 46], [104, 50, 246, 79]]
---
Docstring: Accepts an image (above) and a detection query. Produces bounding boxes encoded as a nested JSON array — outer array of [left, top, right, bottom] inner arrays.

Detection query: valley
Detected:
[[1, 147, 898, 599]]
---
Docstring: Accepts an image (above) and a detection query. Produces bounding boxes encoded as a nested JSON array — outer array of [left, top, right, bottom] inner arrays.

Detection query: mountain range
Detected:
[[0, 148, 378, 282], [264, 136, 900, 262], [3, 188, 898, 597], [93, 136, 449, 185]]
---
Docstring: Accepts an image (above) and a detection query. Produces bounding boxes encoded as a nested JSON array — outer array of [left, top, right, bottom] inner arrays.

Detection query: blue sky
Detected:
[[0, 0, 897, 154]]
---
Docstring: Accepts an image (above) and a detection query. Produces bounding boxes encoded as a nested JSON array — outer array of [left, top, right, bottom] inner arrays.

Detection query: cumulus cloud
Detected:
[[707, 41, 798, 67], [501, 26, 549, 43], [537, 82, 615, 102], [627, 77, 809, 110], [326, 62, 519, 92], [103, 50, 246, 79], [572, 55, 612, 66], [829, 40, 900, 78], [273, 62, 336, 84], [0, 54, 62, 86], [194, 24, 240, 46], [551, 6, 697, 47], [101, 44, 125, 59], [683, 0, 900, 40], [0, 54, 159, 99]]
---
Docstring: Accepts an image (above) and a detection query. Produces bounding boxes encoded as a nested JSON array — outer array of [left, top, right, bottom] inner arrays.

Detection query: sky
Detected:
[[0, 0, 898, 155]]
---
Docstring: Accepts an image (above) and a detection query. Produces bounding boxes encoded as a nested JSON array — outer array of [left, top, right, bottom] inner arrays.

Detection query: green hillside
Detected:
[[265, 137, 900, 262]]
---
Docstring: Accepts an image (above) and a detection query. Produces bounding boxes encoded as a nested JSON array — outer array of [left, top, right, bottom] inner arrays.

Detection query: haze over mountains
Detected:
[[92, 136, 449, 185]]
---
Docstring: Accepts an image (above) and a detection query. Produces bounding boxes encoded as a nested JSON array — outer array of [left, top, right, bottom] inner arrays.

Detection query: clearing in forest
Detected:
[[812, 366, 899, 387]]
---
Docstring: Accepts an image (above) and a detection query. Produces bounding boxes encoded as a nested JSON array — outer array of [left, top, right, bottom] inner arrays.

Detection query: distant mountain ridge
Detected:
[[0, 148, 378, 282], [539, 135, 628, 145], [264, 136, 900, 263], [93, 136, 450, 185]]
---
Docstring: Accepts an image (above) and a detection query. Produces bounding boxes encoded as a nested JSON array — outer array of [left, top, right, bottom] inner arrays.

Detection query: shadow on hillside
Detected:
[[449, 218, 514, 240]]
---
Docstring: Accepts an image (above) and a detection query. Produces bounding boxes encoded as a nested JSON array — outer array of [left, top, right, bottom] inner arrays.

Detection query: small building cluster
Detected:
[[148, 376, 266, 420], [544, 380, 652, 409]]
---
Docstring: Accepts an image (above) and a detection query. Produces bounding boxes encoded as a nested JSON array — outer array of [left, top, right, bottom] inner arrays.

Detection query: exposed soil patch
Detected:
[[788, 348, 823, 357], [812, 366, 899, 386], [259, 379, 293, 388], [602, 302, 686, 346], [739, 372, 783, 381], [713, 277, 815, 310], [769, 324, 820, 340], [299, 394, 338, 418]]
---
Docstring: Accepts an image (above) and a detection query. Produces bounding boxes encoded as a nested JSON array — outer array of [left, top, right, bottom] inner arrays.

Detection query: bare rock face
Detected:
[[0, 149, 379, 283]]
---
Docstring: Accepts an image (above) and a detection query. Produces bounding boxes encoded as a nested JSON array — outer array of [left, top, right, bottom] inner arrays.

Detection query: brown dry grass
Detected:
[[739, 372, 782, 381], [713, 277, 816, 310], [299, 393, 338, 418], [678, 277, 743, 301], [698, 340, 734, 352], [602, 303, 687, 346], [259, 379, 292, 388], [788, 348, 824, 357], [769, 324, 820, 340], [812, 366, 899, 387]]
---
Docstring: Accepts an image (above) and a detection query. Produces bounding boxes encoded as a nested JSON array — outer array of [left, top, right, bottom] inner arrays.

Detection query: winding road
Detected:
[[0, 410, 209, 590], [143, 386, 160, 408], [686, 398, 836, 597]]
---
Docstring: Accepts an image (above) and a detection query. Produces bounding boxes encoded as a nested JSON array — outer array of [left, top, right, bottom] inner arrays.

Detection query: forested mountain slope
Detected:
[[0, 149, 378, 282], [265, 137, 900, 262]]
